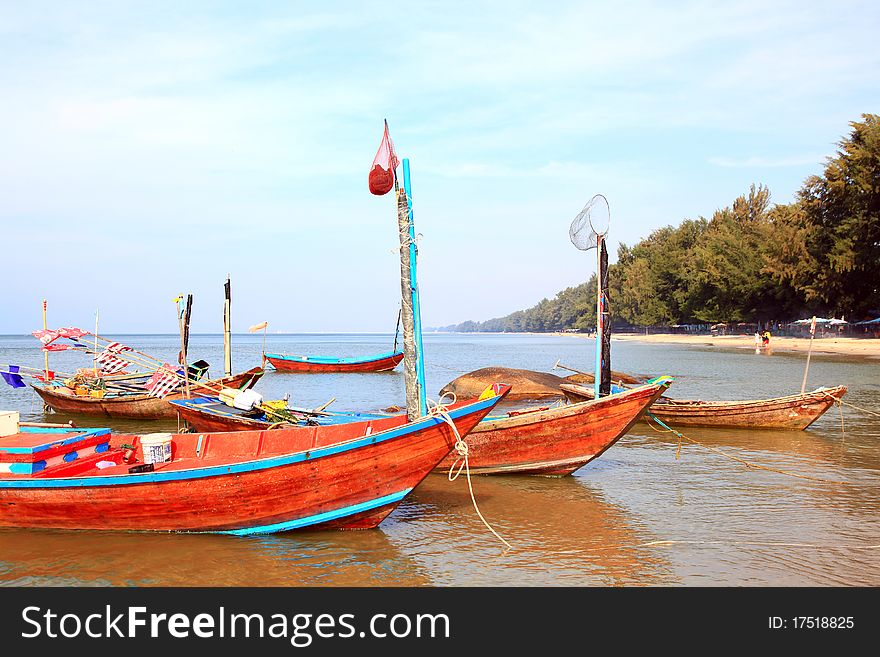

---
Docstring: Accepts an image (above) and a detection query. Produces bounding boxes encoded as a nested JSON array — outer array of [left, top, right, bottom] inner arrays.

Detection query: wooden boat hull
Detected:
[[265, 351, 404, 373], [0, 388, 509, 533], [561, 383, 847, 430], [649, 385, 847, 430], [32, 368, 265, 420], [435, 378, 672, 477]]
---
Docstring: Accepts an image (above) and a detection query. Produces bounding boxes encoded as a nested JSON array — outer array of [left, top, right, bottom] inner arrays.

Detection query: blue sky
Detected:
[[1, 1, 878, 333]]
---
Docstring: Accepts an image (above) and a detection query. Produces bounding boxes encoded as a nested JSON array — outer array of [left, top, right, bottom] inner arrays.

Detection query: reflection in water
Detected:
[[389, 474, 674, 586], [590, 421, 880, 586], [0, 528, 430, 587], [1, 333, 879, 586]]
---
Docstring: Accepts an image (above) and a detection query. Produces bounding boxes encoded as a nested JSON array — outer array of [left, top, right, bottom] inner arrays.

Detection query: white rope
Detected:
[[823, 391, 880, 419], [427, 392, 512, 550], [588, 539, 880, 552]]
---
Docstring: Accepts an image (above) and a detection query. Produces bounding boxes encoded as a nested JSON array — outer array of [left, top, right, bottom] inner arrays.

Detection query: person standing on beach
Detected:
[[762, 330, 771, 347], [754, 330, 761, 349]]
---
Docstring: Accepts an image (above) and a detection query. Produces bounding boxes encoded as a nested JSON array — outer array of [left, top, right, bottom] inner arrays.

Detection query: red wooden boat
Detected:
[[560, 383, 847, 430], [31, 367, 264, 420], [434, 377, 672, 476], [264, 350, 404, 373], [0, 385, 510, 533]]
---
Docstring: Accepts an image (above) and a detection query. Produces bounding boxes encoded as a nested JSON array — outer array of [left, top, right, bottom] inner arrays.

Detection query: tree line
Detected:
[[442, 114, 880, 332]]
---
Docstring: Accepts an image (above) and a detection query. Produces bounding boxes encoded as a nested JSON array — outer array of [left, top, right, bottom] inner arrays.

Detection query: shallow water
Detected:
[[1, 332, 878, 586]]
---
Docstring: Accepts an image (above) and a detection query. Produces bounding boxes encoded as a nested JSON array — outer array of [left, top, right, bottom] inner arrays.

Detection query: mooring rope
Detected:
[[644, 412, 853, 486], [822, 391, 880, 419], [427, 393, 512, 550], [587, 539, 880, 552]]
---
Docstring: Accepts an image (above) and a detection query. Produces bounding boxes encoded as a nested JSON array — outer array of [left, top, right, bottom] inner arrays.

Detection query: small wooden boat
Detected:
[[171, 396, 395, 433], [0, 385, 510, 533], [264, 350, 404, 373], [32, 367, 264, 420], [559, 383, 847, 430], [434, 377, 673, 476]]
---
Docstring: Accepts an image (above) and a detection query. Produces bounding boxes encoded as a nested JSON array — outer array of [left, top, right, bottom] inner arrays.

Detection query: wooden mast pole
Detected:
[[176, 296, 192, 399], [396, 171, 421, 421], [93, 308, 99, 377], [223, 276, 232, 377], [801, 315, 816, 394], [42, 299, 49, 380]]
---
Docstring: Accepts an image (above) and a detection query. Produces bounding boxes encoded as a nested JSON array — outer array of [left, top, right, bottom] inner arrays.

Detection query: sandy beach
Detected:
[[582, 333, 880, 359]]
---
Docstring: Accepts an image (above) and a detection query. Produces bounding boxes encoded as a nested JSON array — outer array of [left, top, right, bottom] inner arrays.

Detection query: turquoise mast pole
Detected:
[[594, 234, 603, 399], [402, 158, 428, 416]]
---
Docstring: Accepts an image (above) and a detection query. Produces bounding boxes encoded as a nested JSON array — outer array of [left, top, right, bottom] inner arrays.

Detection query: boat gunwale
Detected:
[[0, 391, 504, 489], [265, 351, 404, 366], [559, 383, 847, 411], [31, 367, 265, 405], [475, 379, 671, 432]]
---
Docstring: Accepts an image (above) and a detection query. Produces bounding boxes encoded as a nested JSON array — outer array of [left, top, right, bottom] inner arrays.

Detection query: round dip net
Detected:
[[569, 194, 610, 251]]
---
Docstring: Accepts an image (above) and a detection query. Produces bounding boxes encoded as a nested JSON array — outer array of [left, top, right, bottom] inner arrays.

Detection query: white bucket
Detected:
[[140, 433, 173, 464], [0, 411, 19, 437]]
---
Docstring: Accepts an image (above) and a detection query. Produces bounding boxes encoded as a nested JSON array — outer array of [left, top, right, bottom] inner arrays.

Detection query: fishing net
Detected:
[[369, 121, 399, 196], [569, 194, 610, 251]]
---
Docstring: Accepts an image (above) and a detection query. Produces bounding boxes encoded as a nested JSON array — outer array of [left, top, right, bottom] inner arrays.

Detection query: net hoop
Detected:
[[569, 194, 610, 251]]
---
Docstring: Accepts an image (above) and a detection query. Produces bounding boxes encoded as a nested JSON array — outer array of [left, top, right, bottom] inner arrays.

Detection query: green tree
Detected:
[[795, 113, 880, 316]]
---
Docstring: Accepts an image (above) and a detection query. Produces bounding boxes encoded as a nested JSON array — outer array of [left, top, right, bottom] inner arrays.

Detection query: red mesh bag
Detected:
[[369, 164, 395, 195], [369, 121, 399, 195]]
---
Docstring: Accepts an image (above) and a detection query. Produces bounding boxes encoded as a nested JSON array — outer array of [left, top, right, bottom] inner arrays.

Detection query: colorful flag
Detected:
[[32, 329, 61, 345], [248, 321, 268, 333], [58, 327, 89, 339], [95, 349, 129, 374], [0, 366, 25, 389], [368, 121, 399, 196], [42, 344, 73, 352], [33, 371, 55, 382], [145, 364, 181, 399]]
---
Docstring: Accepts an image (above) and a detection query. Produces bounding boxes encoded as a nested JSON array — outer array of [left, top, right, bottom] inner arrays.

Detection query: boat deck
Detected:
[[0, 412, 412, 482]]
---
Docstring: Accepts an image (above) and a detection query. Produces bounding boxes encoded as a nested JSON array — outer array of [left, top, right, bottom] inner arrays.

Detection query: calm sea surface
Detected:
[[1, 332, 878, 586]]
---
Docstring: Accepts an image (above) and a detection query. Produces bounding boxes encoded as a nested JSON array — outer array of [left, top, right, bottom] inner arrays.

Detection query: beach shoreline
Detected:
[[556, 332, 880, 359]]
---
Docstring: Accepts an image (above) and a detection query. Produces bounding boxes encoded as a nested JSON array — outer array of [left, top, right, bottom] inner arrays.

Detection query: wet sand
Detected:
[[567, 333, 880, 359]]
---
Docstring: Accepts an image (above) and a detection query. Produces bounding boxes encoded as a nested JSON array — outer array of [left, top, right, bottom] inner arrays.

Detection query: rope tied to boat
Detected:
[[586, 538, 880, 552], [644, 412, 854, 486], [822, 391, 880, 419], [426, 393, 512, 550]]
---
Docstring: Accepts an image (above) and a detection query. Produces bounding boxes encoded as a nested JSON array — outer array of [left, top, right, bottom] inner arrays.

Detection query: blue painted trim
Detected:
[[402, 159, 428, 417], [10, 461, 45, 474], [218, 488, 412, 536], [63, 451, 79, 463], [595, 234, 603, 400], [20, 427, 91, 434], [0, 428, 111, 455], [0, 394, 499, 490], [264, 350, 403, 365], [95, 443, 110, 453]]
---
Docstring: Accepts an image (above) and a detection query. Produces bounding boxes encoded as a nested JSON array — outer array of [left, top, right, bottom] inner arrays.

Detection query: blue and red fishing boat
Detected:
[[0, 385, 509, 534], [264, 350, 404, 373]]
